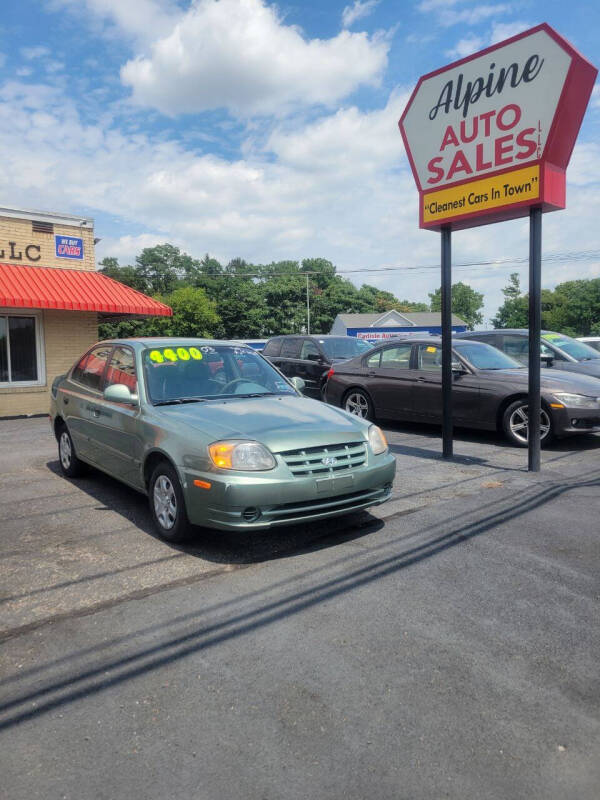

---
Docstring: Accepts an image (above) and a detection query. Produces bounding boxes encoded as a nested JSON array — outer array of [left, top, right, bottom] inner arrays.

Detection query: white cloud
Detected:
[[591, 84, 600, 109], [342, 0, 379, 28], [418, 0, 512, 27], [45, 0, 181, 44], [20, 46, 51, 60], [120, 0, 389, 117], [1, 78, 598, 321], [444, 35, 485, 60], [489, 20, 532, 43]]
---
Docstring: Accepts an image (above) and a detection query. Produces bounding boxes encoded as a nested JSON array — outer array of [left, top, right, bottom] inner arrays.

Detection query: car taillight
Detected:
[[326, 368, 335, 380]]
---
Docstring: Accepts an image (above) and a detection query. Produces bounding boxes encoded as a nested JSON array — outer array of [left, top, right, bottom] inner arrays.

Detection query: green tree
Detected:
[[146, 287, 219, 337], [98, 257, 147, 293], [429, 281, 484, 330], [491, 273, 528, 328], [134, 244, 197, 294]]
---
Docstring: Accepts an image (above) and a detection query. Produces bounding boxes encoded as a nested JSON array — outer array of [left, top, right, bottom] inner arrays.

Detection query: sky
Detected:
[[1, 0, 599, 323]]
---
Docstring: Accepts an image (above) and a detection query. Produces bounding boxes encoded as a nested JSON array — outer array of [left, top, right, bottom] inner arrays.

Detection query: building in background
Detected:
[[330, 310, 467, 341], [0, 206, 171, 417]]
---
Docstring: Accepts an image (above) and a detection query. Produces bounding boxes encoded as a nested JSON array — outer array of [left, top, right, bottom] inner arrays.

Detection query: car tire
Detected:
[[149, 461, 193, 543], [57, 423, 87, 478], [502, 399, 554, 448], [343, 388, 375, 421]]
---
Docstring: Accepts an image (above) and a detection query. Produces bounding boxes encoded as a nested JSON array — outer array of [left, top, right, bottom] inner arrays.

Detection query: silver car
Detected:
[[50, 338, 396, 542]]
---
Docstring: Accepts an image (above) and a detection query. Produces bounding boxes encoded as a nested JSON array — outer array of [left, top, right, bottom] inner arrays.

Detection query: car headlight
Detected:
[[208, 440, 276, 471], [368, 425, 388, 455], [552, 392, 600, 409]]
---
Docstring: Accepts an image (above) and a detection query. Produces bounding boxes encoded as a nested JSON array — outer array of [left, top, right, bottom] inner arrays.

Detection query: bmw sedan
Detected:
[[324, 337, 600, 447], [50, 339, 395, 542]]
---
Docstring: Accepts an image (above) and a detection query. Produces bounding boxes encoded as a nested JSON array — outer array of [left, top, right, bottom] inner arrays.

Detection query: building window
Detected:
[[0, 313, 45, 387]]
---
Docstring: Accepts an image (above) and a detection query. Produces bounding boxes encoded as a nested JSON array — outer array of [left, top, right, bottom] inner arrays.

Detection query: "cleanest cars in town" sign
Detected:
[[399, 24, 597, 231]]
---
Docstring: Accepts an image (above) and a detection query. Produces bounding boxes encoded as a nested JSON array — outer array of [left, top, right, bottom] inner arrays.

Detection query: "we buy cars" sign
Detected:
[[399, 24, 597, 231]]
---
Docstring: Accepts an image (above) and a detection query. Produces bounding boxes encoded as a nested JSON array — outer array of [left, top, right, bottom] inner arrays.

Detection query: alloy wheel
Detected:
[[345, 391, 369, 418], [509, 404, 551, 444], [59, 431, 72, 470], [153, 475, 177, 530]]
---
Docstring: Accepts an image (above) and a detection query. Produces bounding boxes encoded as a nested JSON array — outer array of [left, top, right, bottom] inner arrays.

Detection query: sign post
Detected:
[[399, 23, 597, 468]]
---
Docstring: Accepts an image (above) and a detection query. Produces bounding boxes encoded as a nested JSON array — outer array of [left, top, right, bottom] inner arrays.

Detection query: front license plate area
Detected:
[[315, 474, 354, 494]]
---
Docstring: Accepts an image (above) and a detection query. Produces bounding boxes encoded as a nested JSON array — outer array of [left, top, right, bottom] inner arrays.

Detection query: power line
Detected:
[[193, 249, 600, 279]]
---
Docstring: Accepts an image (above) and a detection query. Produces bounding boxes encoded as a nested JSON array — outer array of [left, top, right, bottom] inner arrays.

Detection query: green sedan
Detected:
[[50, 338, 396, 542]]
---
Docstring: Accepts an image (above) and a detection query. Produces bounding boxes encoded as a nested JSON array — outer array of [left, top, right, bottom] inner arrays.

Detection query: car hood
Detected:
[[558, 359, 600, 378], [484, 368, 600, 394], [156, 394, 371, 451]]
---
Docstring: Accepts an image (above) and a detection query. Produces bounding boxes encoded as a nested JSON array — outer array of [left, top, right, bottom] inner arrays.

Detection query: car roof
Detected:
[[266, 334, 357, 340], [457, 329, 558, 336], [98, 337, 252, 349]]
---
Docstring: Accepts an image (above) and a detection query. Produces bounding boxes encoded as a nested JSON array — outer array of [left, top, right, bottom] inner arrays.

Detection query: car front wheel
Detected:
[[149, 462, 192, 543], [343, 388, 374, 421], [502, 400, 554, 447]]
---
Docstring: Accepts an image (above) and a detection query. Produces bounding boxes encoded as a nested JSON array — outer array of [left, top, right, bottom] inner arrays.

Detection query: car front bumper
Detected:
[[551, 405, 600, 436], [180, 453, 396, 530]]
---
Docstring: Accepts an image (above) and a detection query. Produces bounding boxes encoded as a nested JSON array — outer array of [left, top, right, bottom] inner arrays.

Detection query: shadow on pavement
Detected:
[[45, 459, 384, 565], [3, 464, 599, 732]]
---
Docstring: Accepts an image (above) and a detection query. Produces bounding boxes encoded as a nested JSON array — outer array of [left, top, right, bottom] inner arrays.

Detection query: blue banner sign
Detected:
[[55, 235, 84, 260]]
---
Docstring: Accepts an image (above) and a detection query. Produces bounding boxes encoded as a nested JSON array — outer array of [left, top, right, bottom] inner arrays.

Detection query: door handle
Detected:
[[91, 408, 101, 418], [368, 371, 376, 377], [63, 397, 69, 405], [417, 377, 427, 382]]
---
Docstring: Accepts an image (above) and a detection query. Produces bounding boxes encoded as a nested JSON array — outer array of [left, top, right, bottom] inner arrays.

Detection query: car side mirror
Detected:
[[541, 354, 554, 367], [451, 360, 466, 374], [104, 383, 139, 405], [306, 353, 322, 362], [289, 376, 306, 393]]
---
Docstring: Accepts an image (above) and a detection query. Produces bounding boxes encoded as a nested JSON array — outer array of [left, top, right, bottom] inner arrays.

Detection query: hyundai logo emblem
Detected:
[[322, 456, 338, 466]]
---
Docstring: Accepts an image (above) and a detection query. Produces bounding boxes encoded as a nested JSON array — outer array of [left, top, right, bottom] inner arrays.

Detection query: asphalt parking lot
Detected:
[[1, 416, 599, 799]]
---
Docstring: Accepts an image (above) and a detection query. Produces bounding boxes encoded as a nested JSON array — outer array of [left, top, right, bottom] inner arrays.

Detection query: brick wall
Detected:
[[0, 311, 98, 417], [0, 216, 96, 271]]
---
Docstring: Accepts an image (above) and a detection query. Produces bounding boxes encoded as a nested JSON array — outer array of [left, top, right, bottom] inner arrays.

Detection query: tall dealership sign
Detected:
[[399, 24, 597, 468]]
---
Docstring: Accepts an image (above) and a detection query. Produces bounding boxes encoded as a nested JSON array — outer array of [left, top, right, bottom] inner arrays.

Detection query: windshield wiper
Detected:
[[218, 392, 279, 399], [153, 396, 208, 406]]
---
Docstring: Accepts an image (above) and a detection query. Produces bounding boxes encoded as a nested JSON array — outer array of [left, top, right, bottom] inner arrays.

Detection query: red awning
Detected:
[[0, 262, 172, 317]]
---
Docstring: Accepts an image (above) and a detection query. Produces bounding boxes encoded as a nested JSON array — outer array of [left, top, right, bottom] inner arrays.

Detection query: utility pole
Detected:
[[306, 273, 310, 334]]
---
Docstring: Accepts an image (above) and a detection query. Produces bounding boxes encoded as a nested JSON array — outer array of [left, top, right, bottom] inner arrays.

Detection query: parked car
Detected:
[[263, 335, 374, 399], [50, 338, 395, 542], [578, 336, 600, 353], [456, 328, 600, 379], [324, 336, 600, 447]]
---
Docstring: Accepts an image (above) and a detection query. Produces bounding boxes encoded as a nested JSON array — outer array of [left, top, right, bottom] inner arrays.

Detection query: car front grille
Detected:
[[278, 441, 367, 476]]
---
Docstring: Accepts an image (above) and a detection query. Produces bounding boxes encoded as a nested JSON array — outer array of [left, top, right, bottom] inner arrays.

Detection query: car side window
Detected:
[[105, 346, 137, 392], [502, 335, 529, 359], [381, 344, 412, 369], [71, 353, 89, 383], [365, 350, 381, 368], [263, 338, 282, 357], [541, 342, 566, 361], [78, 345, 112, 391], [416, 344, 442, 371], [300, 339, 320, 360], [280, 338, 301, 358]]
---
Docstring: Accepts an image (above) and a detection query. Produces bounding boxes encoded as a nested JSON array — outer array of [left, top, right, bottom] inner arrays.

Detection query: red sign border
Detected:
[[398, 23, 597, 230]]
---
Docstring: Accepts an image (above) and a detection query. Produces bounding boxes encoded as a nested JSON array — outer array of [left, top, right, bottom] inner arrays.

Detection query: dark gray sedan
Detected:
[[325, 337, 600, 447]]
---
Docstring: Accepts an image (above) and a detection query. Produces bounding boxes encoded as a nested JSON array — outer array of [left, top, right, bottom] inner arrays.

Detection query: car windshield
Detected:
[[542, 332, 600, 361], [318, 338, 373, 359], [143, 344, 297, 404], [454, 341, 523, 370]]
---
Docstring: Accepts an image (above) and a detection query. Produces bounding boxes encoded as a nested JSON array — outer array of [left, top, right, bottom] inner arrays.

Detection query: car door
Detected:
[[412, 343, 481, 423], [277, 337, 303, 381], [91, 345, 144, 487], [365, 343, 415, 418], [62, 344, 113, 463], [298, 338, 326, 398]]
